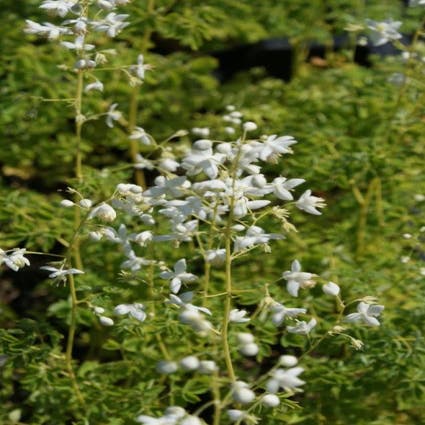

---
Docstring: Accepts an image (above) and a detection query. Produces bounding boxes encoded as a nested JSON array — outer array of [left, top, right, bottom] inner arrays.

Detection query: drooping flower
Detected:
[[105, 103, 122, 128], [114, 303, 146, 322], [282, 260, 317, 297]]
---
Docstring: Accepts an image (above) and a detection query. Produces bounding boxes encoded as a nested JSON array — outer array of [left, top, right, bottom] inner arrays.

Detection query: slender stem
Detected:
[[65, 273, 85, 406], [221, 134, 246, 383]]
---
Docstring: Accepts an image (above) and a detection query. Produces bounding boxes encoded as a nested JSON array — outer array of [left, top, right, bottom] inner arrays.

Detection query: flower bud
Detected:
[[239, 343, 259, 357], [99, 316, 114, 326], [180, 356, 200, 371], [243, 121, 257, 132], [279, 355, 298, 367], [198, 360, 217, 374], [322, 281, 340, 296], [237, 332, 254, 345], [79, 198, 93, 209], [156, 360, 178, 374], [261, 394, 280, 407], [60, 199, 75, 208], [232, 381, 255, 404]]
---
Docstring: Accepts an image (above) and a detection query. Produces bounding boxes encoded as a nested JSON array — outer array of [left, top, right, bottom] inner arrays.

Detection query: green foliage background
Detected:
[[1, 1, 424, 424]]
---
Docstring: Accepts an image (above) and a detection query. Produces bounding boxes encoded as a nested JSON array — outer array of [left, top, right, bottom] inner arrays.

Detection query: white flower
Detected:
[[114, 303, 146, 322], [0, 249, 30, 272], [322, 281, 340, 296], [105, 103, 122, 128], [40, 0, 77, 17], [205, 249, 226, 266], [61, 35, 95, 51], [271, 177, 305, 200], [40, 265, 84, 281], [88, 203, 117, 222], [129, 126, 152, 145], [182, 139, 225, 179], [282, 260, 317, 297], [254, 134, 297, 162], [24, 20, 70, 39], [261, 394, 280, 407], [229, 309, 250, 323], [85, 80, 104, 92], [365, 19, 402, 46], [286, 318, 317, 335], [92, 13, 130, 38], [296, 190, 325, 215], [267, 367, 305, 392], [130, 54, 149, 80], [270, 302, 307, 326], [345, 302, 384, 327], [160, 259, 197, 293]]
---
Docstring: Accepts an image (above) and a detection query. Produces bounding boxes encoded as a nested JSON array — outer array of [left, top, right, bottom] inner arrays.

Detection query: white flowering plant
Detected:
[[1, 1, 425, 424]]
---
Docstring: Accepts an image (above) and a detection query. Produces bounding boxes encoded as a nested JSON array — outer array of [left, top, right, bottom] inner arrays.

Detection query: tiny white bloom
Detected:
[[85, 80, 104, 92], [296, 190, 326, 215], [40, 266, 84, 281], [229, 309, 250, 323], [286, 318, 317, 335], [114, 303, 146, 322], [1, 249, 30, 272], [345, 302, 384, 327], [267, 367, 305, 392], [105, 103, 122, 128], [160, 259, 197, 293], [282, 260, 317, 297]]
